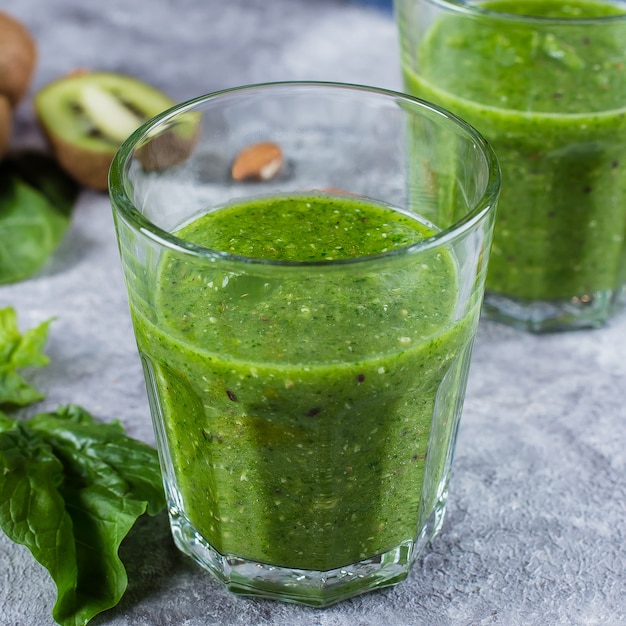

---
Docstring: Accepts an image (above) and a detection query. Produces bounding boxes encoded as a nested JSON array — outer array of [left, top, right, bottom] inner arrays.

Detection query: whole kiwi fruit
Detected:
[[0, 12, 37, 106], [0, 96, 12, 157]]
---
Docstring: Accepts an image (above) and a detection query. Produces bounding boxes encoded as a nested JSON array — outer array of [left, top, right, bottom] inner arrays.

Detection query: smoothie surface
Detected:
[[155, 193, 459, 363], [176, 192, 433, 261]]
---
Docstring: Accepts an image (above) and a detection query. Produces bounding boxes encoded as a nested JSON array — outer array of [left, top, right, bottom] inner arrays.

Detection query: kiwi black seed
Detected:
[[34, 71, 198, 191]]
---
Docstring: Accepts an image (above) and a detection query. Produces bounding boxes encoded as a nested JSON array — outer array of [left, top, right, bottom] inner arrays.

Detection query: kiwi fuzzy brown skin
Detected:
[[34, 71, 187, 191], [0, 12, 37, 106], [0, 96, 12, 158], [42, 132, 114, 191]]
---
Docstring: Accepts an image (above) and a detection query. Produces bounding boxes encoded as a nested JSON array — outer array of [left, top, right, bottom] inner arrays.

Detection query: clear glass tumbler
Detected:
[[396, 0, 626, 331], [109, 82, 499, 606]]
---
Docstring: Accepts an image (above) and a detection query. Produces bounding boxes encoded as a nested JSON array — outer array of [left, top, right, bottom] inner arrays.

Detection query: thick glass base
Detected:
[[167, 503, 447, 607], [483, 288, 625, 333]]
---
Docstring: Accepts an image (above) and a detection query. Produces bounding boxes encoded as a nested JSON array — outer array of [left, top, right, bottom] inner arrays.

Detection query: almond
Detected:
[[231, 141, 283, 181]]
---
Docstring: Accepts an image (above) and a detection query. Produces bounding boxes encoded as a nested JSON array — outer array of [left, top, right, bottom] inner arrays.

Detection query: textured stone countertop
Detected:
[[1, 0, 625, 624]]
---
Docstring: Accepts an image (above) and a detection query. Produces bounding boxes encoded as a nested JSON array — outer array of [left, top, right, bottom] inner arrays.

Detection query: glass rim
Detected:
[[421, 0, 626, 24], [109, 80, 500, 268]]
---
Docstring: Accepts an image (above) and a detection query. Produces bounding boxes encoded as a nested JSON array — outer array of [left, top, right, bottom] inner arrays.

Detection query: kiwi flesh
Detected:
[[0, 12, 37, 106], [35, 71, 195, 190]]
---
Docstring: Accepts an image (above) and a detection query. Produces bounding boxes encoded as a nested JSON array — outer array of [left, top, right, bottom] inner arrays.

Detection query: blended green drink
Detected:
[[130, 193, 476, 573], [397, 0, 626, 330], [110, 82, 499, 605]]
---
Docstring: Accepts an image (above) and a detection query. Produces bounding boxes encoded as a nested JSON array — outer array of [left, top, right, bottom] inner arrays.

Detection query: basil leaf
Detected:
[[0, 152, 78, 285], [0, 405, 165, 626], [0, 307, 52, 407]]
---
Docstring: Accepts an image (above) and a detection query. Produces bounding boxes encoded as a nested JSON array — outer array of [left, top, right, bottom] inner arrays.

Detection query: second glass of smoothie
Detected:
[[396, 0, 626, 331], [109, 82, 499, 605]]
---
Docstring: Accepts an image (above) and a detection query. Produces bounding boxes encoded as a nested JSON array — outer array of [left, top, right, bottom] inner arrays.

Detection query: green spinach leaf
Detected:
[[0, 306, 52, 406], [0, 152, 79, 285], [0, 404, 165, 626]]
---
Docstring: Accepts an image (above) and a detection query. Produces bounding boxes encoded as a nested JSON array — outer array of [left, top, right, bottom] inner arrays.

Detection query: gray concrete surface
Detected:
[[1, 0, 625, 624]]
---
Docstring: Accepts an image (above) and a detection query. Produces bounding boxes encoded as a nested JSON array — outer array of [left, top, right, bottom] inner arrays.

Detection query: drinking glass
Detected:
[[109, 82, 499, 605], [396, 0, 626, 331]]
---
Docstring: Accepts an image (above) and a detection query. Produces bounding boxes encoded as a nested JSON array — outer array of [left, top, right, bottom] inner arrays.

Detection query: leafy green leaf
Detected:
[[0, 152, 79, 285], [0, 417, 80, 620], [0, 306, 52, 406], [0, 404, 165, 626], [5, 152, 78, 216]]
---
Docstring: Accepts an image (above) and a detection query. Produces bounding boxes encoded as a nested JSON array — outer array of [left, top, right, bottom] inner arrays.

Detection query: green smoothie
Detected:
[[402, 0, 626, 303], [130, 193, 479, 571]]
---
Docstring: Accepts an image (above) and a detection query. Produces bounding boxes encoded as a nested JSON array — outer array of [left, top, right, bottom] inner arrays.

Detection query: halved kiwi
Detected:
[[35, 71, 197, 190], [0, 12, 37, 106]]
